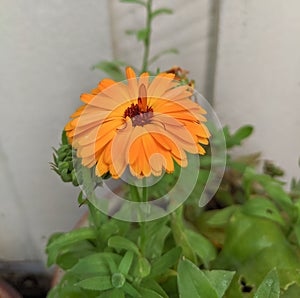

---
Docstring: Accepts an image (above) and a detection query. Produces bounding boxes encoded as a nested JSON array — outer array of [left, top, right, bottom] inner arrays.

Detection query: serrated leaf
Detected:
[[120, 0, 146, 6], [254, 268, 280, 298], [204, 270, 235, 297], [118, 251, 134, 275], [108, 236, 140, 255], [76, 276, 112, 291], [185, 229, 217, 267], [177, 258, 218, 298], [151, 8, 173, 19], [148, 246, 182, 278], [242, 197, 285, 226]]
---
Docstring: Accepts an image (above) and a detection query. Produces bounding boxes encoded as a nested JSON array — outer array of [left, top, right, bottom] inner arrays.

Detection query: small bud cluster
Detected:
[[50, 131, 79, 186]]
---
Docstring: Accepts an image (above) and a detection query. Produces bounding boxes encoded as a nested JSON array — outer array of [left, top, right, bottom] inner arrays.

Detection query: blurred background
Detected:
[[0, 0, 299, 268]]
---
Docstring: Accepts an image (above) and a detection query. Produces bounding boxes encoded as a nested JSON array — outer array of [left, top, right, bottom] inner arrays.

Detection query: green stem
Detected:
[[141, 0, 152, 72]]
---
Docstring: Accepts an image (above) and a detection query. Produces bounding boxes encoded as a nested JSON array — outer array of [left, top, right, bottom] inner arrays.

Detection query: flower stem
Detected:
[[141, 0, 152, 72]]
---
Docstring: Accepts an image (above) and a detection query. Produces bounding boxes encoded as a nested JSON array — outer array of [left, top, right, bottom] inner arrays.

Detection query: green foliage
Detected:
[[92, 60, 127, 81], [254, 269, 280, 298], [48, 123, 300, 297], [177, 258, 235, 298]]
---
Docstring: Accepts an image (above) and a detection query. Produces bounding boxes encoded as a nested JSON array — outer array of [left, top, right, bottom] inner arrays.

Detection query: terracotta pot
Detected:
[[0, 278, 22, 298]]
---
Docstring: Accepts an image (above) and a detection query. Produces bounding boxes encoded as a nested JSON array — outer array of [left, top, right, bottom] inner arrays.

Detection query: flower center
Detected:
[[124, 84, 153, 126]]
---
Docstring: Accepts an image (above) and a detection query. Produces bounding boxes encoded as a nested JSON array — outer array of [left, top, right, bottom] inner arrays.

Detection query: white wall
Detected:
[[0, 0, 112, 261], [0, 0, 299, 262], [214, 0, 300, 183]]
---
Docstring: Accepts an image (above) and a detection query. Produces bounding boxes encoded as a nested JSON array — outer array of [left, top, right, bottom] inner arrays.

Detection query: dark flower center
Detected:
[[124, 102, 153, 127]]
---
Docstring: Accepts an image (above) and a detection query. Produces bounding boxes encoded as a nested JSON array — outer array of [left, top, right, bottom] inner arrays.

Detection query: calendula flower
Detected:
[[65, 67, 210, 179]]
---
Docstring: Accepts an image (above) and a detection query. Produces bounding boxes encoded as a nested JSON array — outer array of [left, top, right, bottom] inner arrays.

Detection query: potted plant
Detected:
[[47, 1, 300, 297]]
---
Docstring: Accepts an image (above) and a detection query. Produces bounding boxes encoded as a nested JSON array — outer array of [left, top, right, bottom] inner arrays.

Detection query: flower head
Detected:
[[65, 67, 210, 179]]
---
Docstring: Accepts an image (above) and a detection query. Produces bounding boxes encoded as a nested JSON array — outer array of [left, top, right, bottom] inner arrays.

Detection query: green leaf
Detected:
[[71, 253, 121, 276], [138, 287, 164, 298], [108, 236, 140, 255], [77, 191, 86, 206], [205, 205, 239, 227], [204, 270, 235, 297], [171, 209, 196, 262], [120, 0, 146, 6], [137, 28, 149, 41], [149, 246, 182, 278], [76, 276, 112, 291], [99, 289, 125, 298], [149, 48, 179, 65], [264, 183, 296, 220], [61, 130, 68, 145], [254, 269, 280, 298], [242, 197, 285, 226], [122, 282, 141, 297], [46, 228, 96, 266], [92, 60, 126, 81], [118, 251, 134, 275], [151, 8, 173, 19], [185, 229, 217, 267], [144, 219, 170, 259], [55, 241, 95, 270], [226, 125, 253, 148], [141, 280, 168, 298], [177, 258, 218, 298], [134, 257, 151, 278]]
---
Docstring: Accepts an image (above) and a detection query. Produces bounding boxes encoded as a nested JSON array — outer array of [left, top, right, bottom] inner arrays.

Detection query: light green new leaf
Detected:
[[108, 236, 140, 255], [204, 270, 236, 297], [254, 268, 280, 298], [177, 258, 218, 298], [76, 276, 112, 291]]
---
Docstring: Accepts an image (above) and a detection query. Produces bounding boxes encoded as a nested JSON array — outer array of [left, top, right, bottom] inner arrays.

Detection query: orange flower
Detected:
[[65, 67, 210, 179]]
